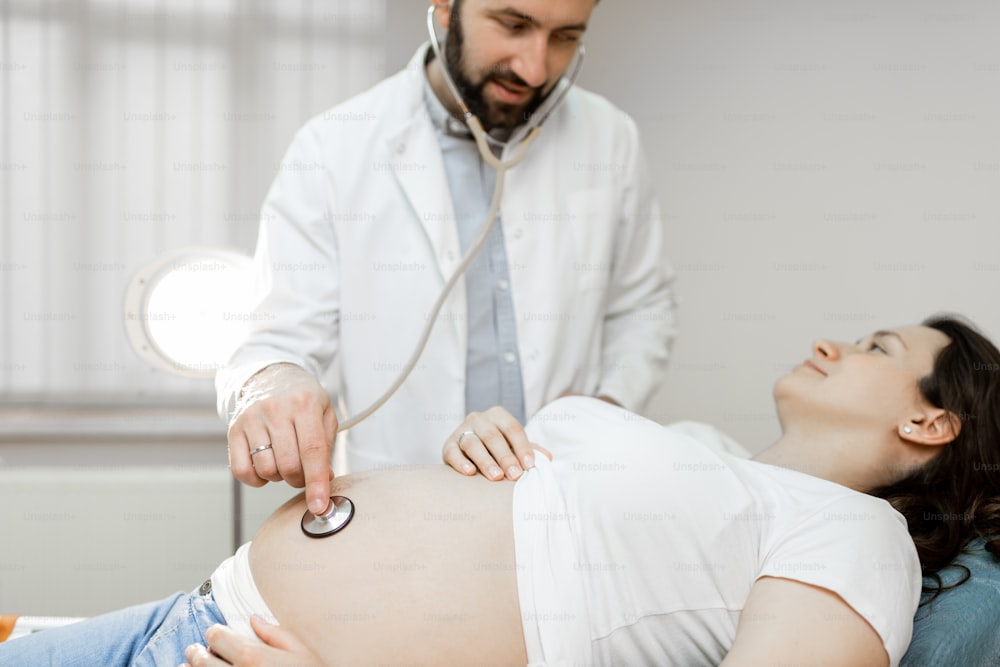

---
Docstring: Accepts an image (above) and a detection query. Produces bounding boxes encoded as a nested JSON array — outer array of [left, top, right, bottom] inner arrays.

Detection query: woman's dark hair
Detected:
[[870, 315, 1000, 602]]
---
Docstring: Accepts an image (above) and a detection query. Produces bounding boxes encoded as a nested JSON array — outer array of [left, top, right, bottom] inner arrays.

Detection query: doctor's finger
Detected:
[[244, 420, 285, 484], [456, 433, 505, 481], [462, 421, 520, 479], [296, 414, 334, 516], [264, 418, 304, 486], [323, 405, 338, 452], [471, 423, 523, 481], [226, 426, 268, 488], [442, 437, 477, 475], [484, 407, 535, 472]]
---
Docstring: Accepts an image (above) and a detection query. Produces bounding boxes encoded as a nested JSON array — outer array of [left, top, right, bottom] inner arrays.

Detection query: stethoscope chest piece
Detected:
[[301, 495, 355, 538]]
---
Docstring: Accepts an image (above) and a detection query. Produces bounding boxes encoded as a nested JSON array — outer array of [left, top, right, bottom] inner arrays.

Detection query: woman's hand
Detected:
[[180, 617, 323, 667], [442, 406, 542, 481]]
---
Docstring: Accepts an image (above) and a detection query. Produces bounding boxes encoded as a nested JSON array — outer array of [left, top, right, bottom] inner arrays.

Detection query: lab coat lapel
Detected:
[[383, 91, 467, 360]]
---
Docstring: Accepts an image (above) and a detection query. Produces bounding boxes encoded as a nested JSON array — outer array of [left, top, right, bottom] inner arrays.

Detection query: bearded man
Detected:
[[217, 0, 677, 519]]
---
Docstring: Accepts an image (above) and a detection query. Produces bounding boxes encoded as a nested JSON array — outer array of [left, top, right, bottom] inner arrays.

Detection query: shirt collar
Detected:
[[422, 72, 474, 140]]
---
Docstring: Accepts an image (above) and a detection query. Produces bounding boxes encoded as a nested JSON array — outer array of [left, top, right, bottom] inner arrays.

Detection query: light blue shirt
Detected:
[[422, 71, 527, 425]]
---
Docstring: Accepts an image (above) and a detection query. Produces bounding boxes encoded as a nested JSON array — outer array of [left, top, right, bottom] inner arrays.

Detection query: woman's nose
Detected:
[[812, 338, 840, 360]]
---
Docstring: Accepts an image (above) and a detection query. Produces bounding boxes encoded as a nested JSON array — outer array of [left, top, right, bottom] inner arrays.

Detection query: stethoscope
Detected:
[[301, 2, 585, 538]]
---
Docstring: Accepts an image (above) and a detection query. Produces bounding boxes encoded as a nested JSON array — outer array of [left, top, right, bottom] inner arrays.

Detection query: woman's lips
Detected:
[[802, 360, 827, 376]]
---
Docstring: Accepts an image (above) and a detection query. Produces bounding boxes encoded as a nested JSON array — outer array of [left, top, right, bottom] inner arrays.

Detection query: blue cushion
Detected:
[[902, 539, 1000, 667]]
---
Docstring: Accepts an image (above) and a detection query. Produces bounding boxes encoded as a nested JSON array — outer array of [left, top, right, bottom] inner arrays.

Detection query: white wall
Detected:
[[388, 0, 1000, 452]]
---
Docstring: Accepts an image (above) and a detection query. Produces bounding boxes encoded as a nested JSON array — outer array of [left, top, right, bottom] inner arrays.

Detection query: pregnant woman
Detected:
[[2, 316, 999, 667]]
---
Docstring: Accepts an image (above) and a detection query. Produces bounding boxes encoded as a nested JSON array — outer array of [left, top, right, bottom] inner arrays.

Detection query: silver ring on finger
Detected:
[[457, 430, 476, 447], [250, 443, 273, 456]]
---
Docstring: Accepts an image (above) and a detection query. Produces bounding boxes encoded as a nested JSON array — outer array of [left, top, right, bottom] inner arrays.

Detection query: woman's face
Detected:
[[774, 325, 952, 431]]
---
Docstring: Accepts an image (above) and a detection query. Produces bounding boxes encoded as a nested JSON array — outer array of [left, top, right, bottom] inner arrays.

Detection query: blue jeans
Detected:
[[0, 588, 225, 667]]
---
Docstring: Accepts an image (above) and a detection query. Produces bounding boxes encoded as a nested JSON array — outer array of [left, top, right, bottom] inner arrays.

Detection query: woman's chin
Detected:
[[772, 373, 798, 403]]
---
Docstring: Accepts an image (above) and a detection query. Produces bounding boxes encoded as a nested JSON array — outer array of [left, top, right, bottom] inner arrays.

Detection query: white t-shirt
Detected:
[[513, 397, 922, 667]]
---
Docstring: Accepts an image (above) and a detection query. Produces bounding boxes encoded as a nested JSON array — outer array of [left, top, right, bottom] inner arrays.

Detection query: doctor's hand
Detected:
[[181, 617, 323, 667], [443, 406, 539, 481], [228, 362, 337, 517]]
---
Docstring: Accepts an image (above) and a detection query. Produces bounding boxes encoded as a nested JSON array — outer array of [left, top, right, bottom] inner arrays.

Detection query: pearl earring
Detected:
[[903, 426, 913, 434]]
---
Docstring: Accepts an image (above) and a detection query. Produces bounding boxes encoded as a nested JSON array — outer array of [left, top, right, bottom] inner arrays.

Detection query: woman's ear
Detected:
[[899, 408, 961, 447], [431, 0, 453, 30]]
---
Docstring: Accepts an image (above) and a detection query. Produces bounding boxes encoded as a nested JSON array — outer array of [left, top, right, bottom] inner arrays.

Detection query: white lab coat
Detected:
[[217, 46, 677, 472]]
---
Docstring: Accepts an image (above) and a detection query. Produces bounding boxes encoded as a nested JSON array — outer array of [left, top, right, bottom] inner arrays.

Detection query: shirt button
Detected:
[[512, 229, 524, 239], [497, 279, 509, 291], [503, 351, 516, 364]]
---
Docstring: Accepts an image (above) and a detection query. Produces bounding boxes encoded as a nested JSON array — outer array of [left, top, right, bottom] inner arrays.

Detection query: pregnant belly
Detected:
[[250, 466, 527, 666]]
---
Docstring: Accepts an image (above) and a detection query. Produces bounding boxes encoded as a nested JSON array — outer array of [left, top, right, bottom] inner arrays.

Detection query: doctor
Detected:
[[216, 0, 677, 519]]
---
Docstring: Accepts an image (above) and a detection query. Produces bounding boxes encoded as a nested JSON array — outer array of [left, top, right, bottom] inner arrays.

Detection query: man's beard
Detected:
[[443, 4, 548, 132]]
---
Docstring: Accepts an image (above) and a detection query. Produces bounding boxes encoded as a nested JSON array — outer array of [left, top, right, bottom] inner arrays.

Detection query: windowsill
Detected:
[[0, 398, 223, 442]]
